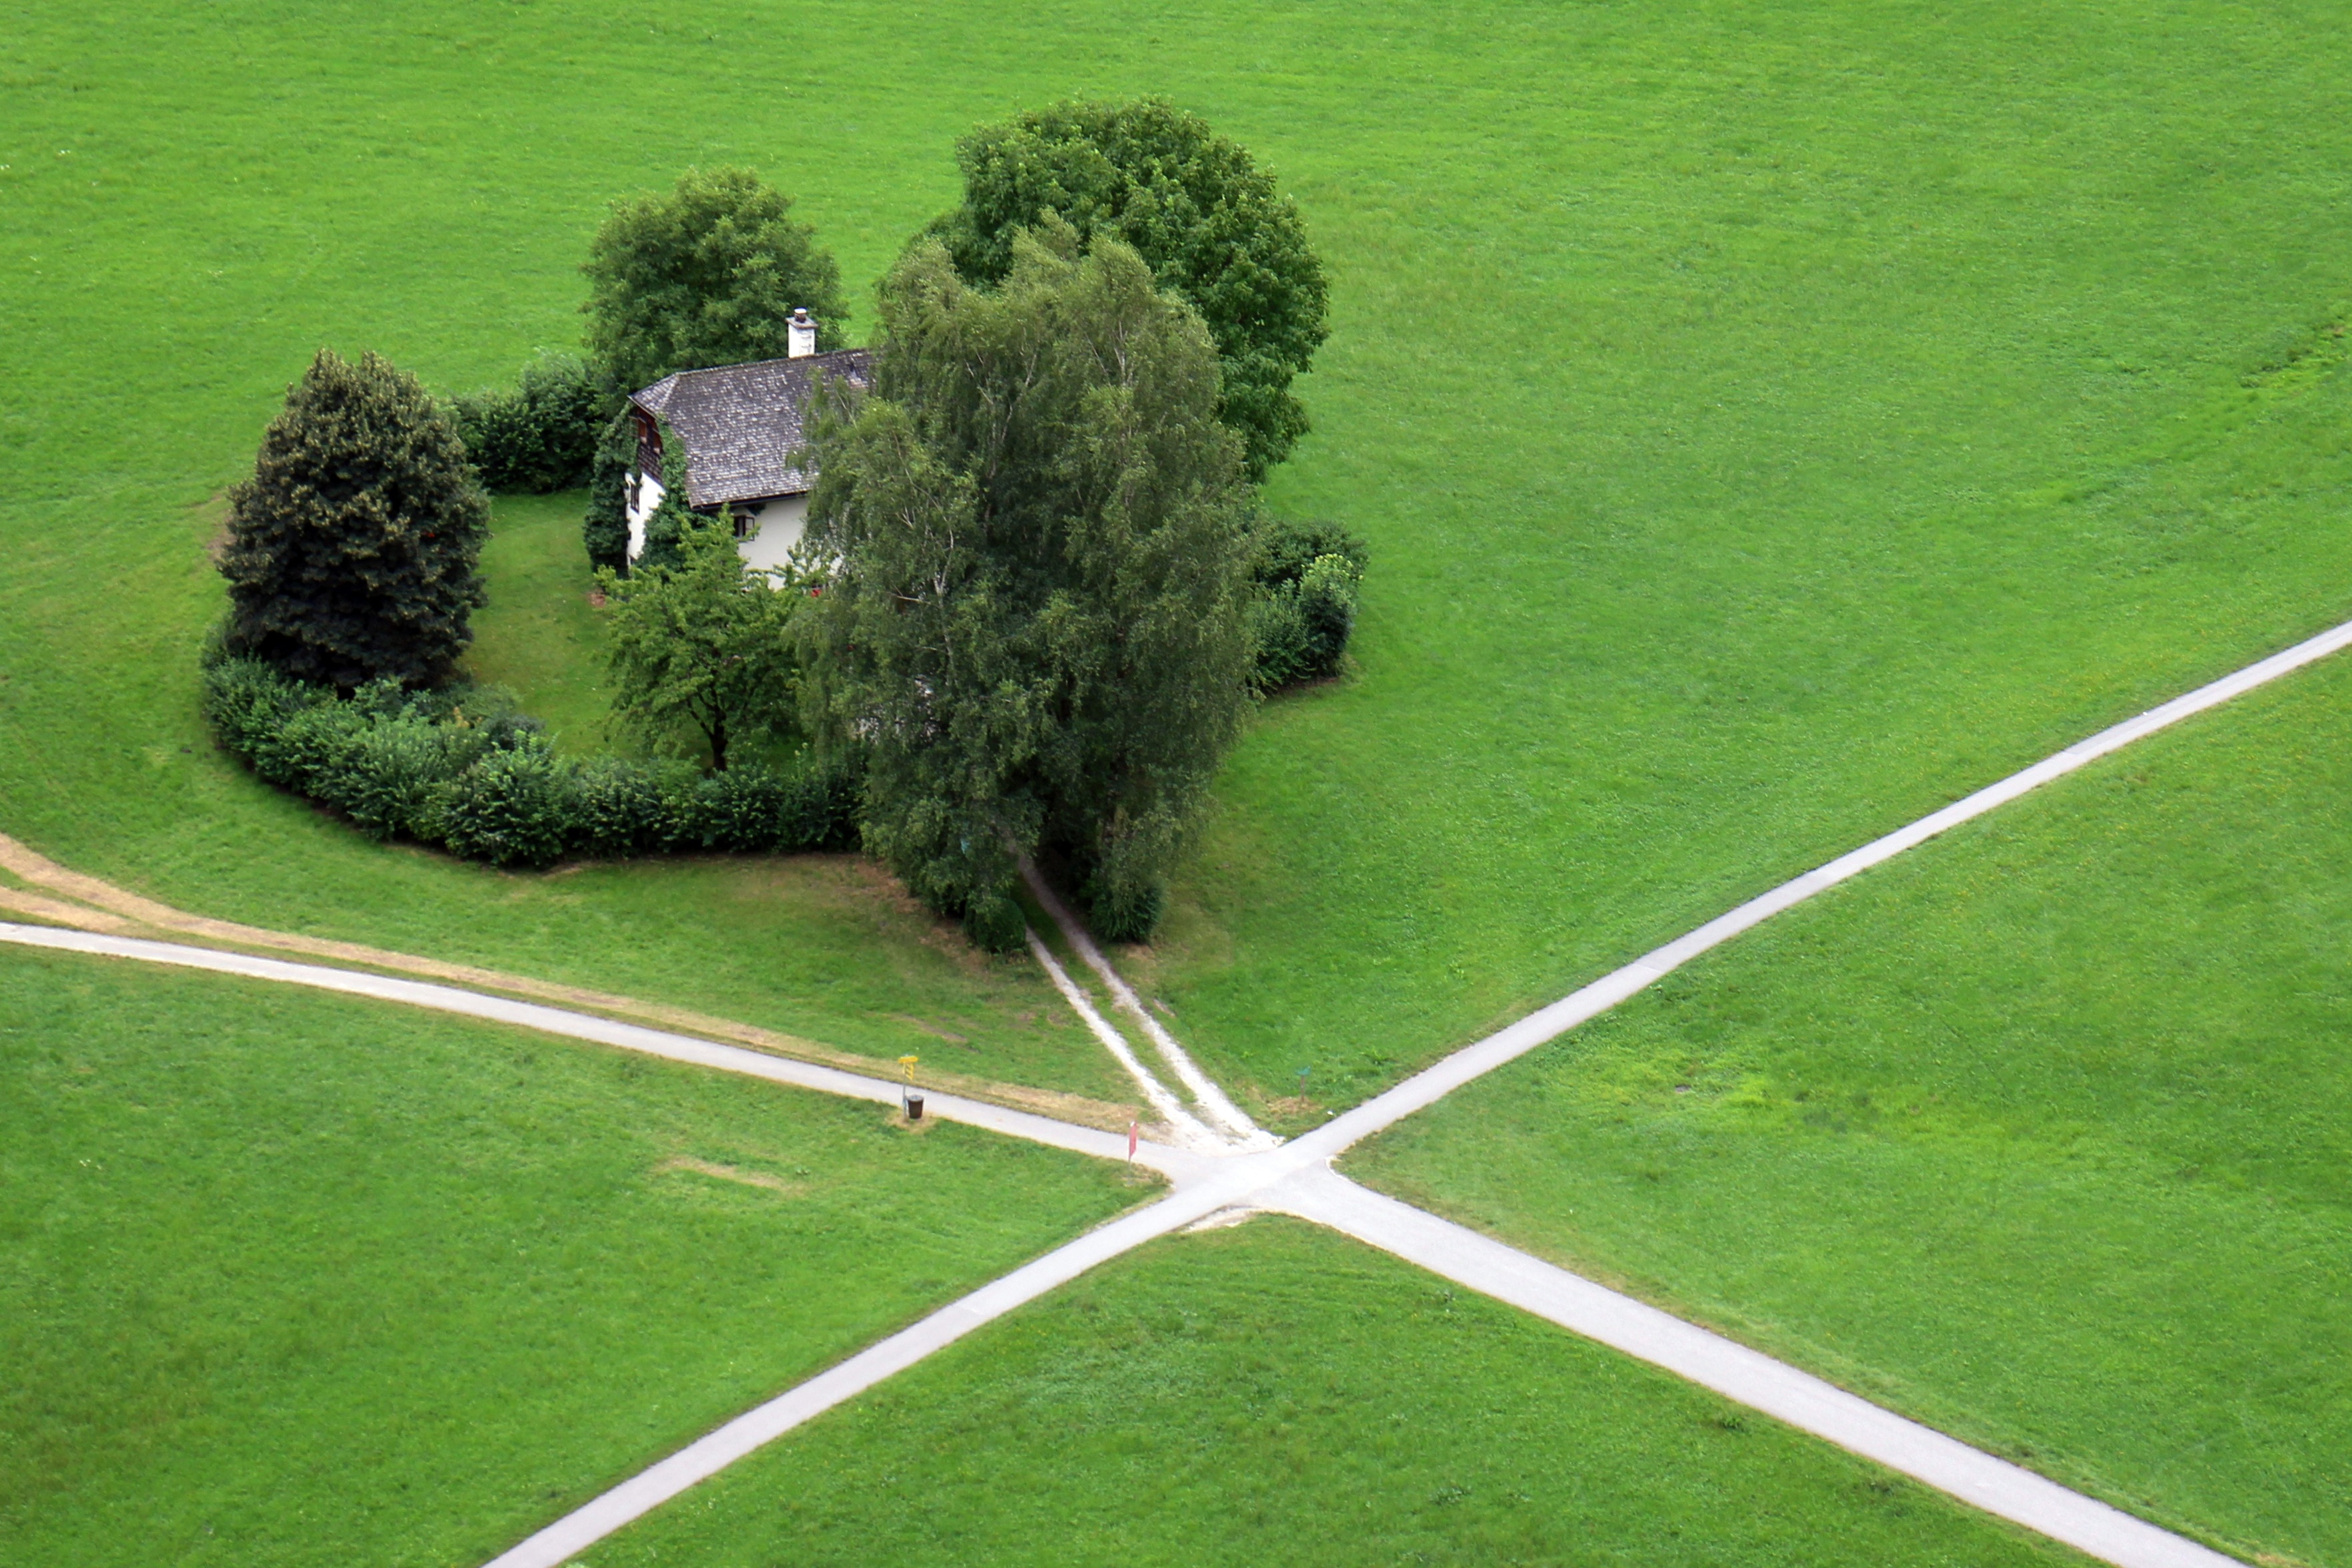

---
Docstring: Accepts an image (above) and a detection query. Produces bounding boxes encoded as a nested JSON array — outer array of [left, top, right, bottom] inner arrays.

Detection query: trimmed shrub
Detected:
[[201, 656, 860, 870], [254, 696, 366, 794], [337, 704, 483, 841], [633, 423, 697, 573], [567, 754, 690, 858], [583, 411, 635, 573], [1247, 519, 1364, 690], [441, 739, 571, 868], [1252, 518, 1364, 590], [778, 755, 863, 852], [1085, 873, 1165, 945], [450, 353, 604, 493], [675, 757, 866, 854], [200, 654, 324, 760], [1251, 553, 1362, 689]]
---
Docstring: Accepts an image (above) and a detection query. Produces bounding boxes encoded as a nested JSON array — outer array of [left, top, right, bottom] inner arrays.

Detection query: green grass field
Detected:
[[468, 490, 624, 758], [0, 945, 1143, 1567], [580, 1217, 2085, 1567], [9, 0, 2352, 1120], [1352, 653, 2352, 1566], [6, 0, 2348, 1559]]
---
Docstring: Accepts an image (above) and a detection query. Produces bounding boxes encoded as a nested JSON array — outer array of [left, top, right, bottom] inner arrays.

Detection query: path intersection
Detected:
[[15, 615, 2347, 1567]]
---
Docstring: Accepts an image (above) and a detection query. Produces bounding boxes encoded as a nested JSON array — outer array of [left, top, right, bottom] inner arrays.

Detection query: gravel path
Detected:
[[1021, 860, 1275, 1150], [1265, 1167, 2239, 1568], [0, 921, 1208, 1184], [17, 613, 2347, 1567]]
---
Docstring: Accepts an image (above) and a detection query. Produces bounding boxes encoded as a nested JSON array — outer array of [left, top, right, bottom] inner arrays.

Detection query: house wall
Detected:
[[735, 494, 811, 575], [625, 473, 664, 562]]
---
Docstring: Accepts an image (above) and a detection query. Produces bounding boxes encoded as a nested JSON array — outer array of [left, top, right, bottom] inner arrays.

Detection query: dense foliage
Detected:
[[632, 423, 698, 572], [933, 99, 1328, 480], [597, 519, 801, 770], [449, 352, 603, 493], [206, 148, 1355, 910], [583, 166, 850, 397], [800, 229, 1255, 946], [202, 657, 857, 870], [218, 348, 490, 689], [1248, 519, 1364, 688], [581, 410, 635, 572]]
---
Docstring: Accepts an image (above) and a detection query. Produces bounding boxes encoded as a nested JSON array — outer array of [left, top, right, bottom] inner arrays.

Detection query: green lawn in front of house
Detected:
[[466, 489, 623, 758]]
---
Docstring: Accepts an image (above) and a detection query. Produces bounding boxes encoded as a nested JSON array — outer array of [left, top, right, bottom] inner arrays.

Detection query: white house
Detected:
[[623, 308, 871, 573]]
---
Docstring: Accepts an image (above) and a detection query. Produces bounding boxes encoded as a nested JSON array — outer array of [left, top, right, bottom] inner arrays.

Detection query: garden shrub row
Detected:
[[202, 657, 859, 869]]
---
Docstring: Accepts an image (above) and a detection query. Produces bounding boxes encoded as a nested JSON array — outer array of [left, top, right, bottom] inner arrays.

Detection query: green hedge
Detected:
[[202, 658, 860, 869], [449, 353, 604, 493]]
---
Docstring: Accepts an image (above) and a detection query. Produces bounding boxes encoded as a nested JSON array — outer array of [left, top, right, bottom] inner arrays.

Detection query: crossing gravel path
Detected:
[[17, 613, 2349, 1567]]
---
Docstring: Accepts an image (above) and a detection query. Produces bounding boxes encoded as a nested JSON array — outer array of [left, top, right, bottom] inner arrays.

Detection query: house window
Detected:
[[633, 411, 661, 476]]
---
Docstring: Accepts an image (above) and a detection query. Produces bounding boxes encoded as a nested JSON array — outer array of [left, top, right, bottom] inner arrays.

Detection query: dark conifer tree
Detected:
[[220, 349, 490, 689]]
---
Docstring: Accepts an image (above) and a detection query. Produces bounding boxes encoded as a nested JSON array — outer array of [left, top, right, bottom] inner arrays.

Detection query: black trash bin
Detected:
[[904, 1091, 925, 1122]]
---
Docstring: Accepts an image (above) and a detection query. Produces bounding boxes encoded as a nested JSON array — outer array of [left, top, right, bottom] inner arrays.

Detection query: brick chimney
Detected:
[[787, 307, 817, 359]]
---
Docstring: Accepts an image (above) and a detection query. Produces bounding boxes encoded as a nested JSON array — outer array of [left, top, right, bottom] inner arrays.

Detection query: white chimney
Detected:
[[787, 307, 817, 359]]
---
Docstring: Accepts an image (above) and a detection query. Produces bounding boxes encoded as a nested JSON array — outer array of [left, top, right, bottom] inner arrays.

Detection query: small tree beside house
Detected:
[[218, 348, 489, 689], [595, 518, 800, 771]]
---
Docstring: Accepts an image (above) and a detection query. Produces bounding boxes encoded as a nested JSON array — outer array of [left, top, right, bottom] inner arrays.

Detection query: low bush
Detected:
[[202, 658, 859, 870], [450, 353, 604, 493], [1249, 519, 1364, 689]]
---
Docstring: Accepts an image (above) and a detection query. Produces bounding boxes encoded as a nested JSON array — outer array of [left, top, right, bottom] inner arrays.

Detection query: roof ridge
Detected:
[[625, 350, 873, 509]]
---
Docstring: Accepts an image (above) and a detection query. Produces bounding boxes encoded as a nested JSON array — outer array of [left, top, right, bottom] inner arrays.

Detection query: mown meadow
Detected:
[[6, 0, 2350, 1115], [5, 0, 2349, 1559], [0, 945, 1142, 1567], [1354, 652, 2352, 1566], [584, 1218, 2086, 1567]]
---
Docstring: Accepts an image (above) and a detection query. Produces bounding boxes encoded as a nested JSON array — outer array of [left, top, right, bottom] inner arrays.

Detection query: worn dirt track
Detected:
[[0, 832, 1141, 1134]]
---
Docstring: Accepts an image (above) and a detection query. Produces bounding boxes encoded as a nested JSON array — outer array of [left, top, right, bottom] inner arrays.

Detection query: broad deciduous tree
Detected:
[[218, 348, 489, 690], [800, 229, 1255, 945], [933, 99, 1329, 480], [596, 519, 799, 772], [583, 166, 849, 397]]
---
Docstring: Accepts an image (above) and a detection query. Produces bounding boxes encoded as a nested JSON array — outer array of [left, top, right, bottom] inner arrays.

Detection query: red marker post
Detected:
[[1127, 1120, 1139, 1163]]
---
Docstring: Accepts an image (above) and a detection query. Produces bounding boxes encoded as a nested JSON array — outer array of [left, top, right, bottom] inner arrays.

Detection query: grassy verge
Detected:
[[583, 1217, 2085, 1566], [0, 945, 1145, 1567], [1350, 653, 2352, 1565], [467, 489, 621, 757]]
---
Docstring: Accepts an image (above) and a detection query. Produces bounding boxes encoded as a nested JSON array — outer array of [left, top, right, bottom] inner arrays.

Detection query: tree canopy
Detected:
[[932, 99, 1328, 480], [596, 518, 800, 772], [582, 166, 850, 397], [218, 348, 489, 689], [799, 228, 1256, 945]]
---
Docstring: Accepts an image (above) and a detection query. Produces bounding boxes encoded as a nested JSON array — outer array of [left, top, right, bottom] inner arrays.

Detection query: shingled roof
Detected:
[[631, 348, 872, 509]]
